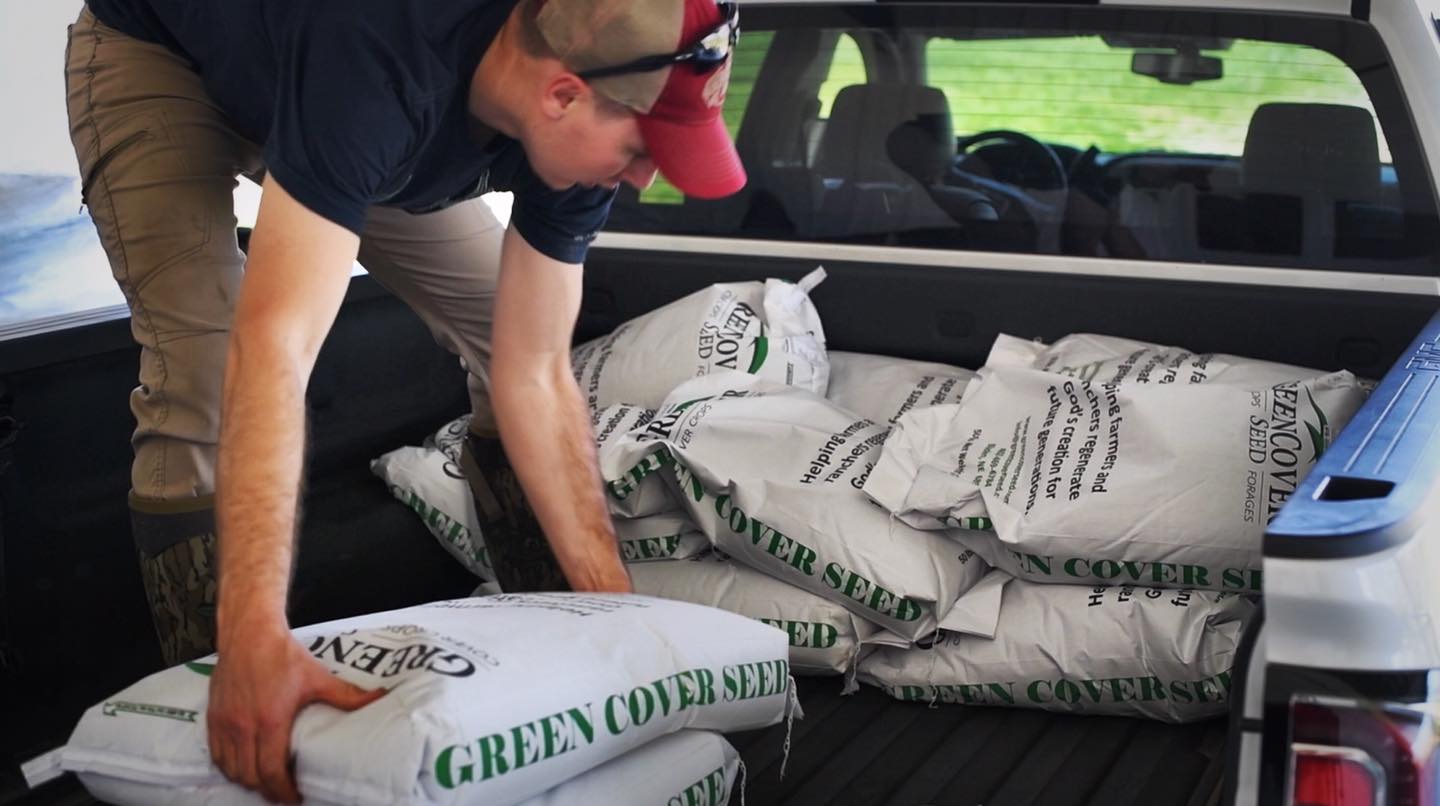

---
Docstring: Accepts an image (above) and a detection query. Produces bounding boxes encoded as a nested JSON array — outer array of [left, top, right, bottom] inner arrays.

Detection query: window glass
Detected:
[[817, 34, 865, 118], [927, 38, 1390, 160], [607, 6, 1440, 277]]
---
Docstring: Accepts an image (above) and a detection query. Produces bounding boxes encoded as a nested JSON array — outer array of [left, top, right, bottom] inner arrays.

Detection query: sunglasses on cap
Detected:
[[577, 2, 739, 80]]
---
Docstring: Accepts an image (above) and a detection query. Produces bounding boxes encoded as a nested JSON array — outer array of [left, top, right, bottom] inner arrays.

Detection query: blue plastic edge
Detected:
[[1266, 308, 1440, 559]]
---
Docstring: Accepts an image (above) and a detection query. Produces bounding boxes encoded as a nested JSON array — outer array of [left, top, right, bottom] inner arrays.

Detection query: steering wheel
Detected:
[[955, 129, 1069, 193]]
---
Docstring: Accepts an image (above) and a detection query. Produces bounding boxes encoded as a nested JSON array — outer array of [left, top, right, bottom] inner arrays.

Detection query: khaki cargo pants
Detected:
[[64, 7, 523, 663]]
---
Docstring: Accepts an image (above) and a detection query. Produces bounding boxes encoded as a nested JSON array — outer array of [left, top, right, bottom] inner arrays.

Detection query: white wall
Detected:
[[0, 0, 86, 176], [0, 2, 513, 328]]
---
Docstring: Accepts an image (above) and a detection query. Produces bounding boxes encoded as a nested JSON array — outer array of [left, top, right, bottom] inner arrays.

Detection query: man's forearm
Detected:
[[491, 358, 631, 592], [214, 330, 310, 647]]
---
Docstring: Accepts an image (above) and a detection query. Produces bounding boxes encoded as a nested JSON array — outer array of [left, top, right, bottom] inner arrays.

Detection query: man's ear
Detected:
[[540, 72, 588, 121]]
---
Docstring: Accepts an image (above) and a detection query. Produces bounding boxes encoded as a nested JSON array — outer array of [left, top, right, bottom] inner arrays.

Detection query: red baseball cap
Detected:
[[535, 0, 748, 199]]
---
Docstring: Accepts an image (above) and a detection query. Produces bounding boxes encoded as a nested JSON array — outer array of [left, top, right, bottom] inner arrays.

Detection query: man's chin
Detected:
[[536, 171, 579, 192]]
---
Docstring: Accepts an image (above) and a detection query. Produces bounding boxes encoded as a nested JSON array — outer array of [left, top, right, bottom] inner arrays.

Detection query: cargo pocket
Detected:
[[82, 110, 216, 290], [80, 129, 151, 209]]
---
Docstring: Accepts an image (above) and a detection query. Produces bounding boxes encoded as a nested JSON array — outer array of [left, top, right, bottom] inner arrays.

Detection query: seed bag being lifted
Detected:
[[27, 594, 792, 806], [986, 332, 1338, 387], [599, 374, 990, 641], [630, 552, 883, 676], [36, 729, 742, 806], [859, 573, 1254, 723], [863, 365, 1366, 592], [572, 267, 830, 412], [825, 351, 975, 426]]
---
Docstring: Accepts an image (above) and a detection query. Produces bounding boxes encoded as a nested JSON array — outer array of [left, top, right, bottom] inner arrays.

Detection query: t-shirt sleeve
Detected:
[[263, 18, 421, 234], [505, 158, 617, 265]]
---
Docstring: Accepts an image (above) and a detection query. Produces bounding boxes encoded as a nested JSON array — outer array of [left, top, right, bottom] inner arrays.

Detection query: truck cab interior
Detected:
[[607, 6, 1438, 278]]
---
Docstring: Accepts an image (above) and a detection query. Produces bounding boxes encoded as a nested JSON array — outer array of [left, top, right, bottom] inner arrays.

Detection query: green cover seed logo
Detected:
[[885, 666, 1233, 710], [1007, 550, 1261, 592], [434, 661, 788, 789], [1246, 381, 1328, 525], [696, 300, 758, 371], [669, 764, 729, 806], [672, 459, 925, 622]]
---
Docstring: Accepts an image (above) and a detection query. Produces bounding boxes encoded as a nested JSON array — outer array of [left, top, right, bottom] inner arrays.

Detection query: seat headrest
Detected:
[[1242, 103, 1381, 200], [814, 84, 955, 184]]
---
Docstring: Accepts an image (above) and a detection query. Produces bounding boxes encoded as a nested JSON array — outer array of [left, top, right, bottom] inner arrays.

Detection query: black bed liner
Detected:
[[731, 684, 1225, 806]]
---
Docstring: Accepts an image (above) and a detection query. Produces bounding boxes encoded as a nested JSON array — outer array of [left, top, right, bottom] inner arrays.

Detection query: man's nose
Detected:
[[620, 157, 657, 192]]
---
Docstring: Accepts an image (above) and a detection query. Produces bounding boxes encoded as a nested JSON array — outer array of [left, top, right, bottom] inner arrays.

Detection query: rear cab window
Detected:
[[606, 5, 1440, 279]]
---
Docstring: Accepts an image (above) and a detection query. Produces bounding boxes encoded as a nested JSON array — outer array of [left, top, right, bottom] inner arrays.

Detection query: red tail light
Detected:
[[1293, 744, 1382, 805], [1288, 696, 1436, 806]]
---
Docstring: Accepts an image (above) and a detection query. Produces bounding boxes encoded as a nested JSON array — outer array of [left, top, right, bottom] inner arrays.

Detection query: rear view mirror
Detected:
[[1132, 49, 1223, 85]]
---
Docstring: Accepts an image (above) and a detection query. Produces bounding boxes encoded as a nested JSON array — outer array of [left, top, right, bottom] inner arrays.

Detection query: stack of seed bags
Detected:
[[857, 570, 1255, 722], [597, 372, 992, 646], [614, 350, 983, 682], [863, 332, 1368, 592], [854, 332, 1366, 721], [23, 593, 793, 805], [372, 268, 835, 579], [578, 267, 832, 557]]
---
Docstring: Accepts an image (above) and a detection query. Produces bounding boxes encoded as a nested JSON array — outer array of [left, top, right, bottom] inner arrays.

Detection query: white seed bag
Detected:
[[864, 365, 1366, 592], [825, 351, 975, 426], [424, 409, 678, 520], [599, 374, 989, 641], [859, 574, 1254, 722], [572, 267, 830, 412], [615, 512, 710, 563], [32, 594, 792, 806], [373, 439, 703, 576], [375, 409, 694, 579], [39, 729, 741, 806], [520, 730, 740, 806], [593, 404, 678, 518], [986, 332, 1336, 387], [630, 552, 882, 676], [371, 442, 493, 581]]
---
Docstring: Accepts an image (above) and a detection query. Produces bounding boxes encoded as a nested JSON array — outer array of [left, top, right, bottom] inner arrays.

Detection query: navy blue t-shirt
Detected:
[[86, 0, 615, 264]]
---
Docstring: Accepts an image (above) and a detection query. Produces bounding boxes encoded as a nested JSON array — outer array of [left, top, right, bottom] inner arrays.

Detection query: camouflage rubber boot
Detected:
[[128, 493, 219, 666], [458, 433, 571, 593]]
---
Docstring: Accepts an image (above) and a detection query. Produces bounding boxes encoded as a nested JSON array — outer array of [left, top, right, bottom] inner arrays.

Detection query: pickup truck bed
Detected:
[[3, 247, 1430, 804], [0, 272, 1249, 806]]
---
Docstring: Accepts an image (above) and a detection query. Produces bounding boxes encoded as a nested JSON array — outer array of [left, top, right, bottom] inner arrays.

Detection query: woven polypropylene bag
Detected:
[[599, 374, 989, 641], [864, 365, 1366, 592], [36, 594, 793, 805], [859, 574, 1254, 722], [572, 268, 829, 412]]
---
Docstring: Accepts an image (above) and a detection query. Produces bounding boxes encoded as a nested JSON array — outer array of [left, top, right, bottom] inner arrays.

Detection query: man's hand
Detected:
[[490, 226, 632, 593], [208, 622, 385, 804], [211, 175, 363, 802]]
